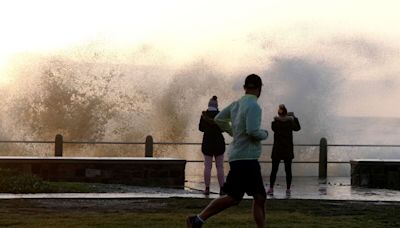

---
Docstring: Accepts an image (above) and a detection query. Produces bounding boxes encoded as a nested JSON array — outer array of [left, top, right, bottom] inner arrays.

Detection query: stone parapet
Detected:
[[351, 159, 400, 190], [0, 157, 186, 189]]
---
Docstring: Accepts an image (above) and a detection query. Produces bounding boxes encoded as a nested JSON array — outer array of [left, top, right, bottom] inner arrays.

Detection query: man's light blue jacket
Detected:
[[215, 94, 268, 162]]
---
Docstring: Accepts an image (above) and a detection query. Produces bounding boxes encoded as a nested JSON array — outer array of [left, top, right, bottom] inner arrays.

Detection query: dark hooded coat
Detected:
[[271, 115, 301, 160], [199, 110, 225, 156]]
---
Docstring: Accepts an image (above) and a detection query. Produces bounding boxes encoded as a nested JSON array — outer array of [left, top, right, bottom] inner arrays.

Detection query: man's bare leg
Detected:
[[252, 194, 266, 228], [198, 195, 240, 221]]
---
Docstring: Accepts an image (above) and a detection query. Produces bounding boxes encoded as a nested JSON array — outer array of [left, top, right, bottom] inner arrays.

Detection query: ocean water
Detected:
[[183, 116, 400, 178]]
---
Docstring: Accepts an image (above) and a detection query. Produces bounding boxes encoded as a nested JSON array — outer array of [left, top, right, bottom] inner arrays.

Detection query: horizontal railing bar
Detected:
[[0, 141, 53, 144], [156, 143, 400, 147], [154, 143, 320, 146], [153, 142, 202, 145], [64, 141, 144, 145], [1, 140, 400, 148], [259, 161, 322, 164], [186, 160, 348, 164], [328, 144, 400, 147], [327, 161, 352, 163]]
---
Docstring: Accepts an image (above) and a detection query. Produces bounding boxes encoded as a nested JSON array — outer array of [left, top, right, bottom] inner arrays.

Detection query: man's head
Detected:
[[244, 74, 263, 97]]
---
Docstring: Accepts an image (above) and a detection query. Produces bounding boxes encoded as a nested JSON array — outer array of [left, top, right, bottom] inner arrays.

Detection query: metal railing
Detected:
[[1, 134, 400, 178]]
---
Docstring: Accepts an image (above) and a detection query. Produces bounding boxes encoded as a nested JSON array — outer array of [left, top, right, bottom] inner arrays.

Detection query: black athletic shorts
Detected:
[[221, 160, 266, 201]]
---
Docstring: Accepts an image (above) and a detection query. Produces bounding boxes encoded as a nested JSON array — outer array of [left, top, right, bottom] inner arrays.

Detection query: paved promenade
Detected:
[[0, 177, 399, 202]]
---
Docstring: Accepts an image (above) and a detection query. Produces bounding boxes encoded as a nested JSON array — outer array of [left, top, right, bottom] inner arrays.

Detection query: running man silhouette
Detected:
[[187, 74, 269, 228]]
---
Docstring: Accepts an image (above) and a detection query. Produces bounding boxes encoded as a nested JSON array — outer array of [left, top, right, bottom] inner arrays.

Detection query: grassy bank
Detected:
[[0, 198, 398, 227], [0, 168, 96, 193]]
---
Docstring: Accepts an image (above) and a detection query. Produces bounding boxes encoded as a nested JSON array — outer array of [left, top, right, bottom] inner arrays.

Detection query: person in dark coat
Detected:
[[199, 96, 226, 195], [267, 104, 301, 197]]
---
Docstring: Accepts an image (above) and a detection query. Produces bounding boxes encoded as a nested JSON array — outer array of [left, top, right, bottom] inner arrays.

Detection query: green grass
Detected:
[[0, 169, 398, 227], [0, 198, 398, 227]]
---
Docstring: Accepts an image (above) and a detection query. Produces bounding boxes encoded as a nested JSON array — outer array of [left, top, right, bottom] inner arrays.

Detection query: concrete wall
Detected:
[[0, 157, 186, 189]]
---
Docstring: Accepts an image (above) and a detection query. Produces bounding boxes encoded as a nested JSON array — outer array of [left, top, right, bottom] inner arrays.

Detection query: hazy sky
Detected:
[[1, 0, 400, 116], [1, 0, 399, 65]]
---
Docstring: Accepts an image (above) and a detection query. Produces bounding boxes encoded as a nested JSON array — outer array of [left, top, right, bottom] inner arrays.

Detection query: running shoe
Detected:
[[267, 188, 274, 196], [186, 215, 203, 228]]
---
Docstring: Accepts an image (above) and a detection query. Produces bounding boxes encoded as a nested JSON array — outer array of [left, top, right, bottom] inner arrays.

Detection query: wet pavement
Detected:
[[186, 176, 400, 202], [0, 177, 399, 202]]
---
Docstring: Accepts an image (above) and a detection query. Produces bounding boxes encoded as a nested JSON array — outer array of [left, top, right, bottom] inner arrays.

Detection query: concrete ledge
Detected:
[[351, 159, 400, 190], [0, 157, 186, 189]]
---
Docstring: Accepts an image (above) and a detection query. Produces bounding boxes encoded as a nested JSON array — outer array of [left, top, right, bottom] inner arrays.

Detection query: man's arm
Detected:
[[246, 103, 268, 140], [214, 103, 233, 136]]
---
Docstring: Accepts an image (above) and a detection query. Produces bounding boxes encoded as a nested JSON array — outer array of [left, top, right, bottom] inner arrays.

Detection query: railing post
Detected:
[[319, 137, 327, 179], [145, 135, 153, 157], [55, 134, 63, 157]]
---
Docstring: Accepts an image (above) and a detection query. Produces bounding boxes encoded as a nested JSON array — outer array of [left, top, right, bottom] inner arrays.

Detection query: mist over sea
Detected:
[[0, 55, 399, 177]]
